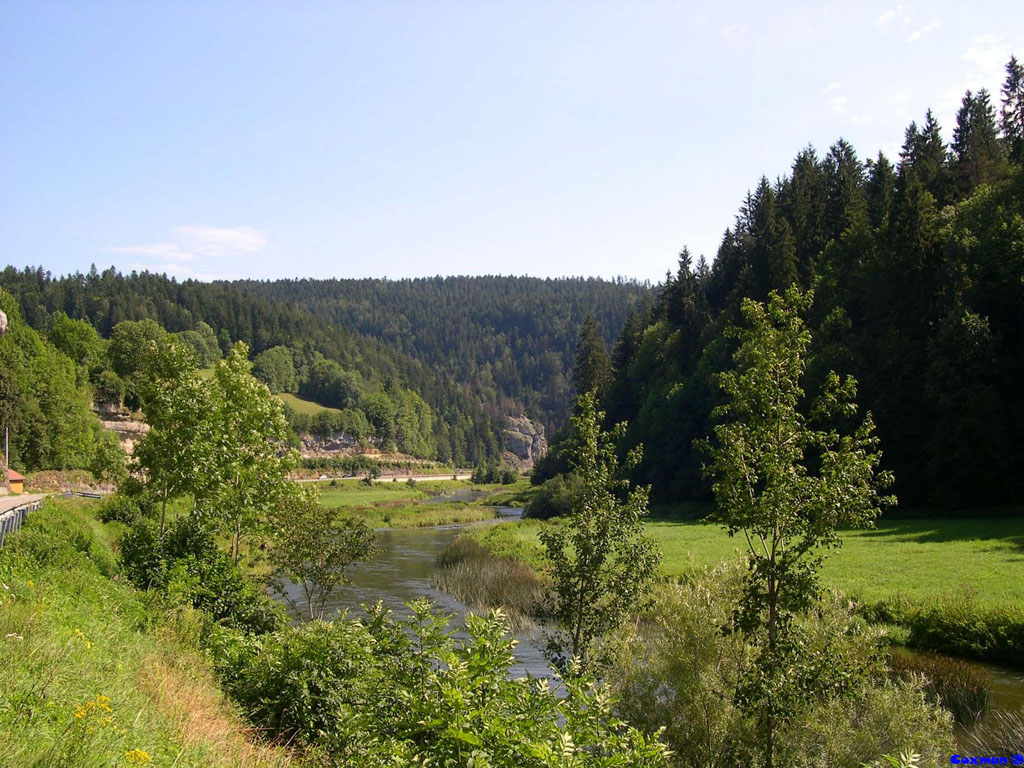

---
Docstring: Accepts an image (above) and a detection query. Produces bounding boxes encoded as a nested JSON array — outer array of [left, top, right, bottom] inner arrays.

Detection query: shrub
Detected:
[[119, 517, 285, 635], [606, 564, 954, 767], [215, 600, 671, 766], [887, 650, 989, 725], [906, 595, 1024, 667], [97, 494, 147, 524], [525, 472, 585, 519]]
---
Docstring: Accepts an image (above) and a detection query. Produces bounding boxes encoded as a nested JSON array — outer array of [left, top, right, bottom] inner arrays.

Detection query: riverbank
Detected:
[[0, 499, 297, 767], [455, 516, 1024, 667], [311, 477, 532, 528]]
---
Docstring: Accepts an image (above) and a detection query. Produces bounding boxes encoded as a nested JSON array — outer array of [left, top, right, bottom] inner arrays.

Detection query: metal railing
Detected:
[[0, 498, 44, 550]]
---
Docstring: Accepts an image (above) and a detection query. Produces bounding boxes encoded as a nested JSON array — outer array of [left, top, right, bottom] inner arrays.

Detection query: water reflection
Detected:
[[276, 507, 552, 679]]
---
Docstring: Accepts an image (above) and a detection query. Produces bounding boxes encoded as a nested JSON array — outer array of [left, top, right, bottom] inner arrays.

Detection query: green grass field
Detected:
[[276, 392, 341, 416], [470, 516, 1024, 609], [311, 477, 531, 528]]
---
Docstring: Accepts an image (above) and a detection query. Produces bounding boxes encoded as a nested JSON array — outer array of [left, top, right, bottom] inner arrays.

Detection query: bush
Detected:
[[525, 472, 585, 519], [119, 517, 285, 635], [906, 595, 1024, 668], [606, 564, 954, 767], [215, 600, 670, 766], [96, 493, 147, 524], [887, 650, 989, 725]]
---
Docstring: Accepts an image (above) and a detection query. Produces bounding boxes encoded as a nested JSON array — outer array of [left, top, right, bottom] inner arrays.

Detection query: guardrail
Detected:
[[0, 498, 44, 550]]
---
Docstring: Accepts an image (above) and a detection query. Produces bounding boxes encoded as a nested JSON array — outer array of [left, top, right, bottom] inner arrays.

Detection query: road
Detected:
[[0, 494, 46, 515]]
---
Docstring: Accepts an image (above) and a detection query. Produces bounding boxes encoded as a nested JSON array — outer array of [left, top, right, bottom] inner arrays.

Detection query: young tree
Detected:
[[540, 391, 660, 667], [269, 487, 375, 620], [702, 287, 893, 768], [203, 342, 297, 564], [133, 339, 216, 534]]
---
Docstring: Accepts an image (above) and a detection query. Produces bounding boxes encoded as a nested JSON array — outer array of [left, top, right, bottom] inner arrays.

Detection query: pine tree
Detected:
[[571, 313, 612, 403], [1001, 55, 1024, 164], [953, 89, 1006, 196]]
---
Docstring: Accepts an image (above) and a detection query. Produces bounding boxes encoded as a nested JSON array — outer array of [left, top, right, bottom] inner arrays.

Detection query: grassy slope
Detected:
[[0, 499, 296, 768], [276, 392, 341, 416], [469, 516, 1024, 608], [198, 368, 337, 416]]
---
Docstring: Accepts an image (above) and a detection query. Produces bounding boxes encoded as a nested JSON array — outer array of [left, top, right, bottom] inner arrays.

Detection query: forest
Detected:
[[539, 63, 1024, 510], [0, 270, 646, 470]]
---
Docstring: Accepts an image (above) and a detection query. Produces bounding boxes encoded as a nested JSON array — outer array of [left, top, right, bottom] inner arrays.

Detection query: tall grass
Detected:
[[0, 499, 296, 768], [963, 710, 1024, 753], [431, 538, 550, 627], [887, 651, 989, 725]]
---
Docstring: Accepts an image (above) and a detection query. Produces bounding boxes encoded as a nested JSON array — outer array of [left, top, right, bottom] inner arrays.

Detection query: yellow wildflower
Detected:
[[124, 748, 152, 764]]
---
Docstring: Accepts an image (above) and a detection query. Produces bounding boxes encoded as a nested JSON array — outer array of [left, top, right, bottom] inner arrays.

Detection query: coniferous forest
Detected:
[[568, 67, 1024, 511]]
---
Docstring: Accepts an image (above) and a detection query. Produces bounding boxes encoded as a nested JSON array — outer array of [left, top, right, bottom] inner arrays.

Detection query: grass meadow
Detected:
[[310, 477, 531, 528], [469, 515, 1024, 608]]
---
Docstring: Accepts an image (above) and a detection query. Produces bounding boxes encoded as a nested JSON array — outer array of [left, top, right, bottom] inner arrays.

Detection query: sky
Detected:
[[1, 2, 1021, 283]]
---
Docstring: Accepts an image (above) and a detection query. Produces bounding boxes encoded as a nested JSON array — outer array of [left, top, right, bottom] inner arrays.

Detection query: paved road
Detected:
[[298, 474, 473, 484], [0, 494, 46, 515]]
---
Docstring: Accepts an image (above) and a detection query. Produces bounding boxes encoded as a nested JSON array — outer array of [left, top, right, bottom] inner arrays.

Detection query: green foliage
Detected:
[[703, 288, 893, 767], [252, 345, 298, 393], [572, 313, 612, 401], [904, 596, 1024, 667], [471, 462, 519, 485], [526, 471, 586, 519], [89, 429, 128, 486], [268, 488, 375, 620], [214, 600, 670, 766], [606, 565, 953, 768], [0, 288, 99, 472], [540, 392, 660, 666], [47, 311, 105, 375], [120, 516, 285, 635], [96, 493, 149, 524]]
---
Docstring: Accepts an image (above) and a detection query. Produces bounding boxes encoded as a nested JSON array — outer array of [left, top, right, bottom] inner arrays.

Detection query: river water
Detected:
[[276, 502, 1024, 738], [276, 506, 552, 679]]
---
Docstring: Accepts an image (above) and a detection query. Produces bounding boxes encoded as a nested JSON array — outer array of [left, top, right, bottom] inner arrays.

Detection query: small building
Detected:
[[7, 469, 25, 495]]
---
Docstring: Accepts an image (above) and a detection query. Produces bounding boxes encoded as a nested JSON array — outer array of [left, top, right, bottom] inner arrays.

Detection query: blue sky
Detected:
[[1, 2, 1021, 283]]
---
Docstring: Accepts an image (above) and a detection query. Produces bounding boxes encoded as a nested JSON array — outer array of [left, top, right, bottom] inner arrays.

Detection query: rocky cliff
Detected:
[[503, 414, 547, 468]]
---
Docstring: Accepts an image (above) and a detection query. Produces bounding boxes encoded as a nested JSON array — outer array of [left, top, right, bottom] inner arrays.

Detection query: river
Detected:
[[276, 505, 553, 679], [276, 501, 1024, 740]]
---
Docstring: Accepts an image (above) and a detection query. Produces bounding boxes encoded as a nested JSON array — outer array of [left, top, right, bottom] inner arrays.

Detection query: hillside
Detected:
[[0, 270, 649, 468]]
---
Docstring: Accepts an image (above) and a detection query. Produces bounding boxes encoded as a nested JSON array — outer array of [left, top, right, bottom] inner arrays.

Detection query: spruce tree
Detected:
[[1001, 55, 1024, 164], [571, 313, 612, 403], [953, 88, 1006, 196]]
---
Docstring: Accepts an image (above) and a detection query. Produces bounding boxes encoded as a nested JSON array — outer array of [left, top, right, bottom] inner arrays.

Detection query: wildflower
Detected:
[[124, 748, 151, 763]]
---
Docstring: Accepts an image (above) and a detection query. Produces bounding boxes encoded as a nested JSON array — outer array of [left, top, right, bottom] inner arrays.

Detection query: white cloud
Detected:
[[852, 114, 874, 125], [906, 21, 940, 43], [103, 225, 269, 280], [961, 34, 1013, 85], [875, 10, 896, 29], [821, 82, 848, 114]]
